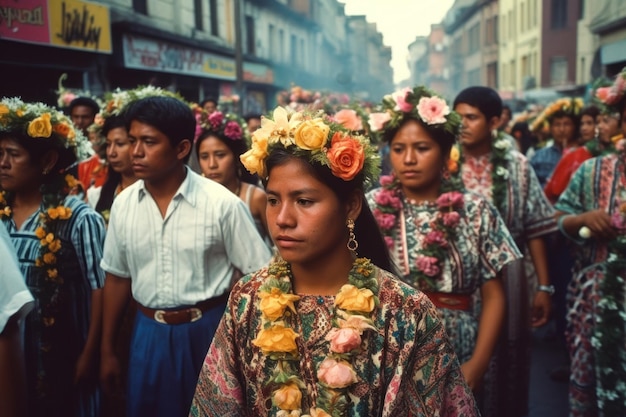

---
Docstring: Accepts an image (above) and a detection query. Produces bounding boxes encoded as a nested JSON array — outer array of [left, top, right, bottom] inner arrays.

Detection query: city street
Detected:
[[528, 322, 569, 417]]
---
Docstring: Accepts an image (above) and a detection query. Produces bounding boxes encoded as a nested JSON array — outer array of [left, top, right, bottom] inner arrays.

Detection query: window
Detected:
[[468, 23, 479, 52], [194, 0, 203, 31], [210, 0, 219, 36], [579, 0, 585, 20], [269, 24, 275, 60], [290, 34, 297, 66], [521, 2, 526, 32], [133, 0, 147, 15], [245, 16, 255, 55], [550, 56, 568, 85], [278, 29, 284, 62], [551, 0, 568, 29]]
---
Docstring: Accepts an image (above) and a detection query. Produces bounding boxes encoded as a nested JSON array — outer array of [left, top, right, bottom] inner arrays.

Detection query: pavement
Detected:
[[527, 322, 570, 417]]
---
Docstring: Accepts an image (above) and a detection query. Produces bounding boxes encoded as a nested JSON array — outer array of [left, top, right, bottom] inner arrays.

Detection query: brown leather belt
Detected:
[[137, 292, 229, 325], [423, 291, 472, 311]]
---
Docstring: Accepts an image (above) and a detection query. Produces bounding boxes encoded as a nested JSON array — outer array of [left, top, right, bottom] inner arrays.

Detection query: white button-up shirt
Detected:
[[101, 168, 272, 308]]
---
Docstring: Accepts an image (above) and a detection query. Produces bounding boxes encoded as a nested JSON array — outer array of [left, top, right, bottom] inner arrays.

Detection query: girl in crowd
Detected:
[[190, 106, 479, 416], [196, 111, 271, 246], [554, 69, 626, 417], [366, 86, 520, 413], [0, 98, 106, 417], [86, 115, 137, 222]]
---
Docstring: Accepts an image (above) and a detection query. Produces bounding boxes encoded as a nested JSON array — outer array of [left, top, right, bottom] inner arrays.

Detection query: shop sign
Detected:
[[123, 34, 236, 80], [0, 0, 111, 53], [243, 62, 274, 84]]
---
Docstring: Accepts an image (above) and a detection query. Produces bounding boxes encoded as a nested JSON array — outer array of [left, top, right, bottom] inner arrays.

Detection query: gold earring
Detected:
[[346, 219, 358, 253]]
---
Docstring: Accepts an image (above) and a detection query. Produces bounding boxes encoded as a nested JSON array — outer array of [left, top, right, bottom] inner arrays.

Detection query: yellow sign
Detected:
[[49, 0, 111, 53]]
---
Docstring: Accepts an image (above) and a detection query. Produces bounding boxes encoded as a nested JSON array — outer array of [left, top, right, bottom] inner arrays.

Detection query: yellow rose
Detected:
[[259, 288, 300, 321], [35, 226, 47, 239], [253, 324, 299, 354], [0, 104, 8, 123], [335, 284, 375, 313], [293, 118, 329, 151], [43, 252, 57, 265], [27, 113, 53, 138], [272, 382, 302, 411], [48, 239, 62, 253], [449, 145, 460, 162], [240, 141, 269, 177]]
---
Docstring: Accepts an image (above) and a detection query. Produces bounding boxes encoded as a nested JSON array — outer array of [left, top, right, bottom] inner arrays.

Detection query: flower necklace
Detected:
[[0, 174, 77, 352], [592, 145, 626, 416], [253, 257, 379, 417], [489, 131, 511, 214], [371, 175, 464, 291]]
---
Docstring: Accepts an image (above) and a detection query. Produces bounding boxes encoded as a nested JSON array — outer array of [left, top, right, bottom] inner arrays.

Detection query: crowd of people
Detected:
[[1, 67, 625, 417]]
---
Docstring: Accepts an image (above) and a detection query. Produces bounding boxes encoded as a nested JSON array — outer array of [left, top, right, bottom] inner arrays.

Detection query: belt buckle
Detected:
[[154, 310, 167, 324], [189, 307, 202, 322]]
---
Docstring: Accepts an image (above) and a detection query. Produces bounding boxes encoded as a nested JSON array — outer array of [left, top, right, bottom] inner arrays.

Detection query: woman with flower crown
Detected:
[[366, 86, 521, 414], [195, 110, 271, 247], [554, 68, 626, 417], [189, 106, 479, 417], [0, 97, 106, 417]]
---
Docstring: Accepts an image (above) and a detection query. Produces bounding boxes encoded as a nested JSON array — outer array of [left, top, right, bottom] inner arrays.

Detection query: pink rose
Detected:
[[208, 111, 224, 129], [62, 92, 76, 106], [326, 327, 362, 353], [391, 87, 413, 113], [595, 87, 610, 103], [442, 211, 461, 228], [415, 256, 440, 277], [334, 109, 363, 131], [424, 230, 447, 247], [384, 236, 395, 249], [317, 359, 357, 388], [416, 96, 450, 125], [368, 112, 391, 132], [436, 191, 464, 209], [336, 312, 376, 332], [379, 174, 395, 187], [373, 209, 396, 230], [224, 121, 243, 140]]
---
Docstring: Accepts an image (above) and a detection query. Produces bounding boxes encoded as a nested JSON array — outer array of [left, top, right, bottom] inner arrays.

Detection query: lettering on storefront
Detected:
[[54, 1, 101, 49], [0, 6, 44, 28]]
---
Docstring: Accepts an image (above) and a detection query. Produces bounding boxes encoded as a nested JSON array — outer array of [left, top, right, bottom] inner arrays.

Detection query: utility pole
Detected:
[[234, 0, 244, 116]]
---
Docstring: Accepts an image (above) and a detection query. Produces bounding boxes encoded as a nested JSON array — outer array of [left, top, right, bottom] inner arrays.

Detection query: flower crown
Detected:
[[367, 86, 461, 142], [198, 111, 248, 142], [594, 68, 626, 115], [0, 97, 92, 161], [100, 85, 187, 119], [529, 97, 584, 133], [240, 106, 380, 186], [56, 73, 104, 110]]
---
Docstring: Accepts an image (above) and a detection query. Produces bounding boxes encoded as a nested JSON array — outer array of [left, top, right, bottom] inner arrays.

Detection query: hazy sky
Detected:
[[340, 0, 455, 84]]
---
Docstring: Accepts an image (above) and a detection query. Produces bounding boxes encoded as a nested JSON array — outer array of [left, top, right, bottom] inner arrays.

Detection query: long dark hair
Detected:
[[264, 148, 392, 272], [95, 116, 126, 214], [195, 130, 258, 185]]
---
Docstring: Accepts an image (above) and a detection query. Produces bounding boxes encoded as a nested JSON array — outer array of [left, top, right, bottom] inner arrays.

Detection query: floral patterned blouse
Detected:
[[190, 267, 479, 417], [366, 189, 521, 362]]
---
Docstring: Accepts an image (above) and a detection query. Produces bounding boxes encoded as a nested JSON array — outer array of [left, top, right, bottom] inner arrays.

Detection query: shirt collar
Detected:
[[137, 166, 197, 207]]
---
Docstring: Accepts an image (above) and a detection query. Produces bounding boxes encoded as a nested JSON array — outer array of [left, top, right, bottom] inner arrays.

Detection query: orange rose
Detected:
[[252, 324, 299, 354], [53, 122, 71, 138], [447, 159, 458, 174], [326, 133, 365, 181], [272, 382, 302, 410]]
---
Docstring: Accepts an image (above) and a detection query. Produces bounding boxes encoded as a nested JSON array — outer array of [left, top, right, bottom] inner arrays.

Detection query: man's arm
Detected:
[[99, 273, 132, 395]]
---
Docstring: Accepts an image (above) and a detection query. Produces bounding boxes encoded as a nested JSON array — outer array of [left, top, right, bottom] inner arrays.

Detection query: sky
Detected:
[[340, 0, 456, 85]]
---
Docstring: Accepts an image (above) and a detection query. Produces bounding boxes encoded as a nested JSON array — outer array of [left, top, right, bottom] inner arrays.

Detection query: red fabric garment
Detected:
[[544, 147, 592, 204], [78, 155, 108, 191]]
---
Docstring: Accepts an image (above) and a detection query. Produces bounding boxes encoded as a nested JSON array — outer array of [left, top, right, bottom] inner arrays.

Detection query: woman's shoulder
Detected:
[[376, 267, 435, 314]]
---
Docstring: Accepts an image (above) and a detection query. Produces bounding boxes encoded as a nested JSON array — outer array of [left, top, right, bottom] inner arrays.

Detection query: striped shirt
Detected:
[[101, 168, 273, 309]]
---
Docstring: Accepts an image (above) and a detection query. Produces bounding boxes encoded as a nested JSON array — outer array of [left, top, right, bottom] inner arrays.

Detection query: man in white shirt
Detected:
[[0, 222, 34, 417], [99, 96, 272, 417]]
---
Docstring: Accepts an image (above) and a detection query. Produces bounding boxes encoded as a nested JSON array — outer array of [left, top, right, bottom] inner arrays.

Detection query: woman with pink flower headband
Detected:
[[190, 106, 479, 416], [366, 86, 521, 415], [195, 110, 271, 248], [554, 68, 626, 417]]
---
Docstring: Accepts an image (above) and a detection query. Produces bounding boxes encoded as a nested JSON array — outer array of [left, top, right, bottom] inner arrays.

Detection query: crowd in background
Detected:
[[1, 67, 625, 417]]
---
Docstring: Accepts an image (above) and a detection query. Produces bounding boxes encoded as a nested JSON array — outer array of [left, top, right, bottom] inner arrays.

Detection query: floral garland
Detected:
[[198, 110, 248, 143], [253, 257, 379, 417], [240, 106, 380, 187], [371, 175, 464, 291], [100, 85, 187, 119], [592, 137, 626, 416], [490, 132, 512, 213], [529, 97, 584, 134]]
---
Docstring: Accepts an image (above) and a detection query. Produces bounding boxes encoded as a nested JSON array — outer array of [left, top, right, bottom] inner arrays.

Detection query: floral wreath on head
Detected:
[[529, 97, 584, 134], [198, 110, 249, 144], [593, 67, 626, 116], [367, 86, 461, 143], [100, 85, 188, 120], [56, 73, 104, 110], [240, 106, 381, 188], [0, 97, 86, 394]]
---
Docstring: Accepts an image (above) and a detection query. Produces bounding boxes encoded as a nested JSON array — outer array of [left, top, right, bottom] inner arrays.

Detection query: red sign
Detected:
[[0, 0, 50, 44]]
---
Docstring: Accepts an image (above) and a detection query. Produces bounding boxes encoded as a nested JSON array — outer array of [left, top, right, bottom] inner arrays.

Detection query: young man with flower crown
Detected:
[[452, 86, 556, 417], [365, 86, 521, 415], [554, 68, 626, 417], [0, 98, 106, 417], [99, 94, 272, 417], [190, 106, 479, 416]]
